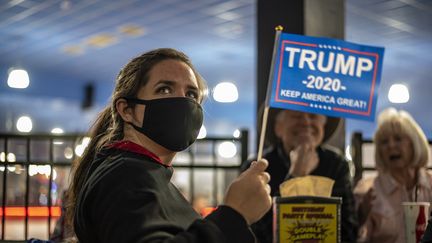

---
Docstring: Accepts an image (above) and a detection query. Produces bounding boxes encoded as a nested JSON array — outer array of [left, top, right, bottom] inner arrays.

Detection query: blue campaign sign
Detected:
[[267, 32, 385, 121]]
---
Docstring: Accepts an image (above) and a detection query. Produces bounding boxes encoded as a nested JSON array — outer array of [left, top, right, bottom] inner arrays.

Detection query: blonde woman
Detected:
[[355, 107, 431, 243]]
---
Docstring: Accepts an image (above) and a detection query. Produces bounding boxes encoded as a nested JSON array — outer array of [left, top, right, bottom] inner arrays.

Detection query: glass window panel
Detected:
[[190, 141, 214, 165], [362, 143, 375, 168], [53, 140, 75, 164], [28, 218, 48, 240], [28, 165, 51, 206], [193, 169, 214, 205], [30, 140, 50, 162], [215, 168, 239, 205], [0, 165, 3, 238], [172, 151, 192, 166], [4, 165, 26, 240], [6, 165, 26, 205], [51, 166, 71, 206], [5, 218, 25, 240], [172, 168, 192, 202], [0, 138, 4, 156], [7, 139, 27, 162]]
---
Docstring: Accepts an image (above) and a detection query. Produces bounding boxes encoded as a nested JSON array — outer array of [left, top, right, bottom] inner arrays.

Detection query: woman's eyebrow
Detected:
[[153, 80, 175, 87], [187, 84, 199, 92], [154, 80, 199, 91]]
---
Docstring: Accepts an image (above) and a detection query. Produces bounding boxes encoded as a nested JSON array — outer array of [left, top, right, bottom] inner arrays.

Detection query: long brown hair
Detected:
[[66, 48, 207, 228]]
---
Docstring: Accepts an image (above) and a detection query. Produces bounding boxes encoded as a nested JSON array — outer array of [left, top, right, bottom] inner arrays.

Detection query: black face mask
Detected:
[[124, 97, 203, 152]]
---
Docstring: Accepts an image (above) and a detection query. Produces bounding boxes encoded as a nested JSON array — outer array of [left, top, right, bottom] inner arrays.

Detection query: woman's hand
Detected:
[[223, 159, 272, 225]]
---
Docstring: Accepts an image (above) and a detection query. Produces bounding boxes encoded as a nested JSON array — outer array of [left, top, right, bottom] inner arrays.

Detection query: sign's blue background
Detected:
[[268, 33, 385, 121]]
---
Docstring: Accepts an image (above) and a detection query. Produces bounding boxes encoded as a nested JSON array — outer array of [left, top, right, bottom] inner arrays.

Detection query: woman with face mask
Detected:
[[66, 48, 272, 243], [354, 108, 431, 243]]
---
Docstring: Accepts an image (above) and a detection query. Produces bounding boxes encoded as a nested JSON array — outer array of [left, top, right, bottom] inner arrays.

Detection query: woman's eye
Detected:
[[187, 91, 199, 100], [156, 86, 171, 95]]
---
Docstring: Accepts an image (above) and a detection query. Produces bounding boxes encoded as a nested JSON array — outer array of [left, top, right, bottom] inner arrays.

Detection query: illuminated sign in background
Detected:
[[268, 33, 385, 121]]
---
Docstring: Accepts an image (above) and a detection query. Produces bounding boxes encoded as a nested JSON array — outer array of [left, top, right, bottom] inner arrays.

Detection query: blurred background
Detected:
[[0, 0, 431, 240], [1, 0, 431, 144]]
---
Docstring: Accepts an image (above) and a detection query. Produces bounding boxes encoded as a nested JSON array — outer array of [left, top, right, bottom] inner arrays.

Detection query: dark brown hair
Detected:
[[66, 48, 207, 228]]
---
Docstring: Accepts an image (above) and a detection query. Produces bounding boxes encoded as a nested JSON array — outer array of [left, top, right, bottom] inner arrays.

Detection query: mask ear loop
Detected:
[[117, 97, 148, 129], [121, 97, 149, 105]]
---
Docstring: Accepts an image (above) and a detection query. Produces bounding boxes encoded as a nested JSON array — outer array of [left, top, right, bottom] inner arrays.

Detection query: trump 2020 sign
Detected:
[[267, 32, 385, 121]]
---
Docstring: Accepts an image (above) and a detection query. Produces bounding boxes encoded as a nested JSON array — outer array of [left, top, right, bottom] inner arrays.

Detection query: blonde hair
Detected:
[[374, 107, 429, 170]]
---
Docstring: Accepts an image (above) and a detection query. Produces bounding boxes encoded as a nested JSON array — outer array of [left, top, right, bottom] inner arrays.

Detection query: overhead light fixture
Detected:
[[233, 129, 241, 138], [75, 137, 91, 157], [0, 152, 16, 162], [213, 82, 239, 103], [52, 128, 65, 145], [7, 69, 30, 89], [217, 141, 237, 158], [16, 116, 33, 133], [64, 147, 74, 159], [388, 84, 409, 103], [51, 128, 64, 134], [197, 125, 207, 139]]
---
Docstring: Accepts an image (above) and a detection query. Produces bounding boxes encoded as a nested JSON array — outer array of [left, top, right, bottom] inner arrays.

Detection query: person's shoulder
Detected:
[[87, 152, 165, 190], [319, 144, 347, 163], [98, 153, 152, 175]]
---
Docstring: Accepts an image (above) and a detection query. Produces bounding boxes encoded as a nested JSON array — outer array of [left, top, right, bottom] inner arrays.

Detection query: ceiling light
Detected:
[[75, 137, 91, 157], [81, 137, 91, 146], [217, 141, 237, 158], [233, 129, 240, 138], [7, 153, 16, 162], [51, 128, 64, 134], [197, 125, 207, 139], [53, 140, 64, 145], [64, 147, 74, 159], [75, 144, 85, 157], [0, 152, 15, 162], [388, 84, 409, 103], [7, 69, 30, 89], [16, 116, 32, 133], [213, 82, 239, 103]]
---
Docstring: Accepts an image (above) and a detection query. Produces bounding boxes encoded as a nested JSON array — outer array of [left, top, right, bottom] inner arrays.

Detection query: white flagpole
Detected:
[[257, 25, 283, 160], [257, 106, 269, 160]]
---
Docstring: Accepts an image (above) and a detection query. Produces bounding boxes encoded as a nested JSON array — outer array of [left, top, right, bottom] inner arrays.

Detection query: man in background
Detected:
[[241, 108, 358, 243]]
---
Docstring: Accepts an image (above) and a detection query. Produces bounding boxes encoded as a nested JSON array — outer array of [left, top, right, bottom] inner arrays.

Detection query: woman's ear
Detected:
[[116, 98, 134, 123]]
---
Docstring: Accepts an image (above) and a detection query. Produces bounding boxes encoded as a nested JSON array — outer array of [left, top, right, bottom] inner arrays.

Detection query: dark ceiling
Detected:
[[0, 0, 431, 149]]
